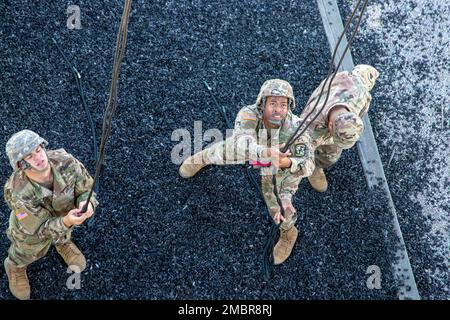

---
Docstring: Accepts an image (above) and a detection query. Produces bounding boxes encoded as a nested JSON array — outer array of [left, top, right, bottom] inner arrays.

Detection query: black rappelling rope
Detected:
[[203, 81, 232, 129], [51, 37, 100, 202], [263, 0, 370, 280], [282, 0, 368, 153], [79, 0, 133, 214]]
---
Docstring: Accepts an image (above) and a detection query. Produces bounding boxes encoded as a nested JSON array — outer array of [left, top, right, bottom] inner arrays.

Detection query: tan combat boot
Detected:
[[55, 241, 86, 272], [308, 167, 328, 192], [273, 226, 298, 265], [179, 149, 211, 178], [4, 258, 31, 300]]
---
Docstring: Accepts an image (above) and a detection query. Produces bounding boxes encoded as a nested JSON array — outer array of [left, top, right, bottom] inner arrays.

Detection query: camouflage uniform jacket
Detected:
[[4, 149, 98, 245], [232, 103, 315, 177]]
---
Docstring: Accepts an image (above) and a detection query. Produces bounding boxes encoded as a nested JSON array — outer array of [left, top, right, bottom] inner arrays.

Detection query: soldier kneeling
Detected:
[[3, 130, 98, 300], [179, 79, 316, 265]]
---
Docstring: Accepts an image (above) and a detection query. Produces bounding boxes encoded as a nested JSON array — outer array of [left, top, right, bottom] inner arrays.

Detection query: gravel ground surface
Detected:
[[339, 0, 449, 300], [0, 0, 446, 299]]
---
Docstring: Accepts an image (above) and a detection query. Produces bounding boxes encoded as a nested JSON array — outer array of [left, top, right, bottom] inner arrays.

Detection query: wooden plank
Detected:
[[317, 0, 421, 300]]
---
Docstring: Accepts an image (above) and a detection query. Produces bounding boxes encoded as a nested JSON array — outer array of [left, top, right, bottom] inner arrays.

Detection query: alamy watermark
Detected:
[[66, 266, 82, 290], [171, 121, 225, 165], [66, 5, 82, 30], [366, 265, 381, 290], [171, 121, 285, 175]]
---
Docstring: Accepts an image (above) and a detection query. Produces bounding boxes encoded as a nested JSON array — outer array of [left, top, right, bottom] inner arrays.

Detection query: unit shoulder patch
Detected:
[[292, 143, 307, 157]]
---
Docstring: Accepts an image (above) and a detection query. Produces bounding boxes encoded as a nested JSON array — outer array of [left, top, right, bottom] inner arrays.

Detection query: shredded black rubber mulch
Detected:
[[0, 0, 441, 299]]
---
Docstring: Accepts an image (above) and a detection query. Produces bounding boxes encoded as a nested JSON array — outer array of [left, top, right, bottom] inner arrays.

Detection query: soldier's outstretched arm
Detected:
[[232, 107, 283, 161], [230, 108, 260, 161], [231, 108, 288, 163]]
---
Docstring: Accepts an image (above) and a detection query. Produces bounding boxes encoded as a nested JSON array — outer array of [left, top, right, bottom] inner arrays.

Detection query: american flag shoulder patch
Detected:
[[242, 113, 257, 121], [15, 211, 29, 221]]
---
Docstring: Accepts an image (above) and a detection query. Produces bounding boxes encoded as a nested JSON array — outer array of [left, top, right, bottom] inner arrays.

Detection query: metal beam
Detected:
[[317, 0, 421, 300]]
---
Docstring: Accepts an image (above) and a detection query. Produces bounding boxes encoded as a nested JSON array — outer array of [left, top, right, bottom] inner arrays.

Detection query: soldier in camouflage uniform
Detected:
[[302, 64, 380, 192], [3, 130, 98, 300], [179, 79, 316, 265]]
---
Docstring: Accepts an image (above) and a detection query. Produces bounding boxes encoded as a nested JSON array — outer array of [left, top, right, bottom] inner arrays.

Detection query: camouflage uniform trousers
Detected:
[[205, 136, 247, 165], [260, 168, 302, 231], [6, 215, 72, 268], [205, 138, 301, 230], [314, 144, 343, 169]]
